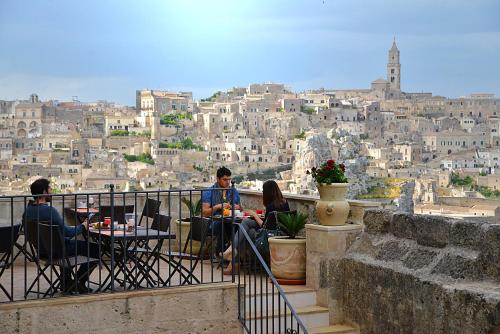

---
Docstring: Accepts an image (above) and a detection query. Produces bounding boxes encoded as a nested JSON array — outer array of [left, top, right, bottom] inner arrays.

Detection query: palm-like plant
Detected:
[[181, 197, 202, 217], [277, 212, 308, 239]]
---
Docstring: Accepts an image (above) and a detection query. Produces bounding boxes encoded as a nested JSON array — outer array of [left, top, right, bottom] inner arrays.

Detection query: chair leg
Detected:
[[0, 283, 12, 301]]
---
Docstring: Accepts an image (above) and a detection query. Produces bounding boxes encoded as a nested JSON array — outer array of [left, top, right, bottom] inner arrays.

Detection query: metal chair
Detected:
[[130, 214, 203, 285], [138, 198, 162, 227], [0, 224, 21, 301], [25, 221, 100, 296]]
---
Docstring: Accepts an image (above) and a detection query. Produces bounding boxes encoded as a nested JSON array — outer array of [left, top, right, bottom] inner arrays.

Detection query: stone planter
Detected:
[[269, 236, 306, 282], [316, 183, 350, 226]]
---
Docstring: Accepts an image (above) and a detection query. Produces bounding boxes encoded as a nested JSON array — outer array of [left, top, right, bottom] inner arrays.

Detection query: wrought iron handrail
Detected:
[[234, 219, 308, 334]]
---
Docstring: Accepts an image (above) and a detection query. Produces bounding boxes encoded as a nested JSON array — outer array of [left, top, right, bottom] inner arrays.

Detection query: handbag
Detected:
[[254, 211, 284, 264]]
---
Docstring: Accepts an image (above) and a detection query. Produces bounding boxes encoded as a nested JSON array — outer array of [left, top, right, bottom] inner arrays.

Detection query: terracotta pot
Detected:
[[268, 236, 306, 280], [316, 183, 350, 226]]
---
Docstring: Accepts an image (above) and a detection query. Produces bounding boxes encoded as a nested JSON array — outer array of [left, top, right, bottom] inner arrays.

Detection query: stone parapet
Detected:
[[0, 283, 242, 333], [325, 209, 500, 333]]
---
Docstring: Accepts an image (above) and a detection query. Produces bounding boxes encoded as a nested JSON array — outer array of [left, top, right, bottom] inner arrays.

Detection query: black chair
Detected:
[[99, 205, 134, 225], [25, 221, 100, 296], [263, 210, 297, 230], [0, 224, 21, 301], [138, 198, 162, 227], [130, 214, 202, 286]]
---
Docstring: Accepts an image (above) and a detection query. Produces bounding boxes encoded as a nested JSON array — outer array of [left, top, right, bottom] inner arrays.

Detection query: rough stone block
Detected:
[[431, 253, 480, 280], [375, 240, 409, 262], [402, 248, 438, 270], [450, 219, 488, 250], [363, 209, 392, 233], [413, 215, 453, 248], [390, 213, 417, 240]]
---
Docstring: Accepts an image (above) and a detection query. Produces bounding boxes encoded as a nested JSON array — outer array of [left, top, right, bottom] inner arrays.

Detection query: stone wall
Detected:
[[325, 210, 500, 334], [0, 283, 242, 334]]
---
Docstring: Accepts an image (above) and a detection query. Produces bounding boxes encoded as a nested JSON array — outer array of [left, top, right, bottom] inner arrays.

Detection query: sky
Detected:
[[0, 0, 499, 105]]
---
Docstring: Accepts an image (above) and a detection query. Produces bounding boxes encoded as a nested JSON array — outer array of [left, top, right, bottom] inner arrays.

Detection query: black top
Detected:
[[263, 200, 290, 227]]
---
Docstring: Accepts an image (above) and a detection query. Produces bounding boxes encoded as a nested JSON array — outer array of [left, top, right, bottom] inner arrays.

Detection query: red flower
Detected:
[[326, 165, 333, 171], [327, 159, 335, 167]]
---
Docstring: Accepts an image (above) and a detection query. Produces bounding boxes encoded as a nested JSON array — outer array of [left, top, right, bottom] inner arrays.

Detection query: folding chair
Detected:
[[129, 214, 203, 285], [138, 198, 162, 227], [0, 224, 21, 301], [26, 221, 100, 296]]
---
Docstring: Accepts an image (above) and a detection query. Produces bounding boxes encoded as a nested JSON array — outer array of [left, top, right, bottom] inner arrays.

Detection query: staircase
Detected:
[[245, 285, 358, 334]]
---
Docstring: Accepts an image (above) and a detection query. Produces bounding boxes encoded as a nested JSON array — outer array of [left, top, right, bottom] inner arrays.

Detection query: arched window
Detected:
[[17, 129, 27, 138]]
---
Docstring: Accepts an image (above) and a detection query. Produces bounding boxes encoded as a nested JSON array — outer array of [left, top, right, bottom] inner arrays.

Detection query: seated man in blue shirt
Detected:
[[202, 167, 242, 255], [23, 178, 99, 294]]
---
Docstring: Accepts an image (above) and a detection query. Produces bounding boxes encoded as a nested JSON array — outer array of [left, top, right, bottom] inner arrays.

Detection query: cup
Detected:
[[256, 209, 263, 215], [234, 209, 241, 217], [104, 217, 111, 226]]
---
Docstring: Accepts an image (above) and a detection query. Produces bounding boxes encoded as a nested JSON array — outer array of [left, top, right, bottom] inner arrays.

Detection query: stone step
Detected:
[[245, 305, 329, 334], [245, 287, 317, 311], [308, 324, 359, 334]]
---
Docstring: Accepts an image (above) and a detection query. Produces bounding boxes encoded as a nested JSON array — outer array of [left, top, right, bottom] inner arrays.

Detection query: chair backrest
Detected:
[[37, 223, 65, 260], [151, 214, 171, 232], [0, 224, 21, 254], [264, 210, 297, 229], [139, 198, 162, 226], [99, 205, 134, 225], [188, 216, 210, 241], [24, 220, 52, 259]]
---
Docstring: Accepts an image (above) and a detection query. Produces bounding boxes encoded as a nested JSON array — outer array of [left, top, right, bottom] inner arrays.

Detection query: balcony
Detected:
[[0, 188, 370, 333]]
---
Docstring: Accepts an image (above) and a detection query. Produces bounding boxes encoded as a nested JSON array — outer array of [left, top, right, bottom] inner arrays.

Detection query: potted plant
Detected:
[[268, 212, 308, 284], [307, 159, 350, 226], [172, 197, 203, 253]]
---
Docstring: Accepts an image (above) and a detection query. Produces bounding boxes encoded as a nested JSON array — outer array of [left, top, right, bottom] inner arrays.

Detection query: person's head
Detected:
[[30, 178, 52, 203], [216, 166, 232, 188], [262, 180, 284, 208]]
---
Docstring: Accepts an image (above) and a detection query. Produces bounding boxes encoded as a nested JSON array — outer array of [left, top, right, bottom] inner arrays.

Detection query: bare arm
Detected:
[[202, 202, 230, 217]]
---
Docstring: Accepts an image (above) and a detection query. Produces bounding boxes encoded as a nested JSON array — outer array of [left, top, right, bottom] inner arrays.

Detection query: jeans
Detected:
[[209, 219, 235, 254], [232, 218, 260, 252]]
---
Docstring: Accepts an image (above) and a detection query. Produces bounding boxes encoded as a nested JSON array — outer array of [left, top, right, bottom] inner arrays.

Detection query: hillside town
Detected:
[[1, 40, 499, 219]]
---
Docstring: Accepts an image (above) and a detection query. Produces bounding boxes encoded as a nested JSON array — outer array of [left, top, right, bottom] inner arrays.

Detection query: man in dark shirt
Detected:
[[23, 178, 99, 293]]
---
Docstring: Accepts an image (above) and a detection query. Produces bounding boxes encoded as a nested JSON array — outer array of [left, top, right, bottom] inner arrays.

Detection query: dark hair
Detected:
[[262, 180, 285, 208], [216, 166, 231, 178], [30, 178, 50, 196]]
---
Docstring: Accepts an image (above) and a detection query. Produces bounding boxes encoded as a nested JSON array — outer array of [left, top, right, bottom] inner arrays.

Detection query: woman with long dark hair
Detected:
[[222, 180, 290, 274]]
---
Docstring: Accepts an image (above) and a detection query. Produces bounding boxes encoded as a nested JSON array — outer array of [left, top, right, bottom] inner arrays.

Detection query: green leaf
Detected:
[[277, 212, 308, 239]]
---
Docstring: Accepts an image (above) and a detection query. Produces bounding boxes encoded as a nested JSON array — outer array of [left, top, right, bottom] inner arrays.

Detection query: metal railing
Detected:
[[234, 224, 308, 334], [0, 184, 307, 333]]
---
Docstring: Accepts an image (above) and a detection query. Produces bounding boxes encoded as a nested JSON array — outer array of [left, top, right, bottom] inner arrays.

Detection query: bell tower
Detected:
[[387, 37, 401, 91]]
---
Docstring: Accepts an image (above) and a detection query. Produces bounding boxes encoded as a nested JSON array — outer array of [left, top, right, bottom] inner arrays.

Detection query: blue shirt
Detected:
[[201, 183, 241, 216], [23, 203, 83, 238]]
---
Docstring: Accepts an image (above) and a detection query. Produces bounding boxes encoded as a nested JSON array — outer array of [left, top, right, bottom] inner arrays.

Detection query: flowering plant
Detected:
[[306, 159, 347, 184]]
